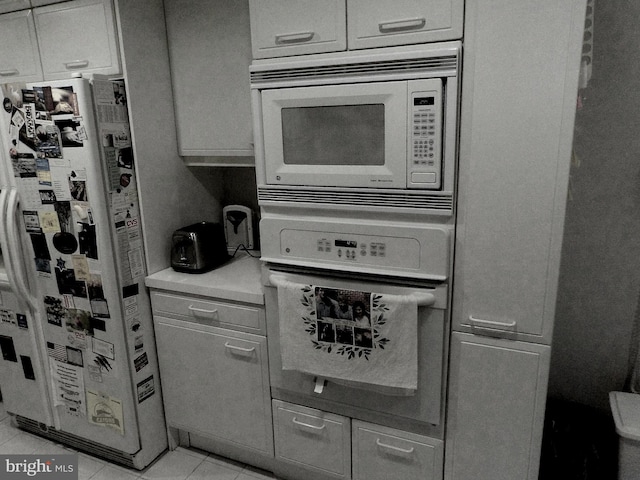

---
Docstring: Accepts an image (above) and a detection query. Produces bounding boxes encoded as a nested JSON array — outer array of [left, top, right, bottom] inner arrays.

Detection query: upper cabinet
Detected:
[[0, 0, 29, 14], [248, 0, 463, 59], [347, 0, 463, 50], [164, 0, 254, 162], [0, 0, 120, 83], [34, 0, 120, 79], [249, 0, 346, 59], [0, 10, 42, 82]]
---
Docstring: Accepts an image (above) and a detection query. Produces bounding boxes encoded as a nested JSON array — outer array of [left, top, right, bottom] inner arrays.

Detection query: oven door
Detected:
[[264, 267, 448, 436]]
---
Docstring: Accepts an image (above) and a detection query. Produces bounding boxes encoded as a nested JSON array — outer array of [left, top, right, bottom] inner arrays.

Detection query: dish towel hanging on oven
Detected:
[[275, 279, 419, 391]]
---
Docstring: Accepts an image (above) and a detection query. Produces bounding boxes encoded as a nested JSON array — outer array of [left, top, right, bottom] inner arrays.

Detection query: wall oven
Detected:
[[264, 265, 449, 438], [260, 213, 452, 438], [253, 42, 459, 440], [251, 41, 461, 217]]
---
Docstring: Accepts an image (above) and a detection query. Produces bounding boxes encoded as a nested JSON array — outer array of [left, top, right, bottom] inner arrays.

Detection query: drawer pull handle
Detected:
[[275, 31, 315, 44], [64, 60, 90, 69], [376, 438, 415, 455], [188, 305, 219, 319], [0, 69, 19, 77], [469, 315, 517, 330], [224, 342, 255, 353], [292, 417, 326, 432], [378, 17, 426, 33]]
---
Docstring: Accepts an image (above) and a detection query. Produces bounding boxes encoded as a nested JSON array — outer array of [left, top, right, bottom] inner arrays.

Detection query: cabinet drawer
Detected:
[[249, 0, 346, 58], [273, 400, 351, 478], [150, 291, 263, 333], [347, 0, 463, 50], [352, 420, 443, 480]]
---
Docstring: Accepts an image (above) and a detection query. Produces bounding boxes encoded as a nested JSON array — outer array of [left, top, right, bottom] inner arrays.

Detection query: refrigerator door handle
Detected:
[[6, 187, 60, 430], [0, 187, 21, 297], [6, 187, 38, 312]]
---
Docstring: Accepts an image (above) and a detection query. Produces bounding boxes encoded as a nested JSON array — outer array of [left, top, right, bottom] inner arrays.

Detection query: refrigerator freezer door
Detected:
[[0, 77, 165, 465]]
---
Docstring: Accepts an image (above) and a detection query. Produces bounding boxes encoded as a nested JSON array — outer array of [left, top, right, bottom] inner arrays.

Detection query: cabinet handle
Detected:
[[0, 69, 19, 77], [378, 17, 426, 33], [375, 438, 415, 455], [275, 31, 315, 44], [224, 342, 255, 353], [469, 315, 517, 330], [188, 305, 219, 319], [292, 416, 326, 432], [64, 60, 90, 70]]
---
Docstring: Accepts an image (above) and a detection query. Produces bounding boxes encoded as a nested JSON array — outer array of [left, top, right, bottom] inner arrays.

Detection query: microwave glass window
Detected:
[[281, 105, 385, 166]]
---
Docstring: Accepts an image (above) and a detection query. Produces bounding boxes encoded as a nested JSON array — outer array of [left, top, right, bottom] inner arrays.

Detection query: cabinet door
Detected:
[[0, 0, 29, 14], [453, 0, 587, 341], [347, 0, 463, 50], [34, 0, 120, 80], [249, 0, 346, 58], [164, 0, 254, 159], [0, 10, 43, 82], [154, 315, 273, 455], [445, 333, 550, 480]]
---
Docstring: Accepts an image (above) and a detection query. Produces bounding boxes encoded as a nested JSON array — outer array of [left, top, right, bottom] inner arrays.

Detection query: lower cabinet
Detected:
[[154, 314, 273, 455], [445, 332, 551, 480], [272, 399, 444, 480]]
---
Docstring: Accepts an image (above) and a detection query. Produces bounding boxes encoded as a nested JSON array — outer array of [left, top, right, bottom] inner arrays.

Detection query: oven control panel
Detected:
[[316, 238, 389, 261], [260, 216, 451, 281]]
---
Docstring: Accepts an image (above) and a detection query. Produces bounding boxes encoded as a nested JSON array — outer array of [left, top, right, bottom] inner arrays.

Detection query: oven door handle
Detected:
[[268, 274, 436, 306]]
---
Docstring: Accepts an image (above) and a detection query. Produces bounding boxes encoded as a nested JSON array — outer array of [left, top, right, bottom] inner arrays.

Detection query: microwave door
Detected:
[[261, 82, 408, 189]]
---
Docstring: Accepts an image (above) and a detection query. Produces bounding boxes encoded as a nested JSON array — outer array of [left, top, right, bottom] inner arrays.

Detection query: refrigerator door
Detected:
[[1, 77, 166, 465], [0, 94, 54, 426]]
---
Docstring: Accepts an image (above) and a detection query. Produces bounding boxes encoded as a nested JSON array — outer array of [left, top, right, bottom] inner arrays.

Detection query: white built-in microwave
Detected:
[[250, 42, 461, 215]]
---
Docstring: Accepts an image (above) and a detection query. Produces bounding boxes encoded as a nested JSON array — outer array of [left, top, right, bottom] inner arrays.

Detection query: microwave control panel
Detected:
[[408, 79, 443, 190]]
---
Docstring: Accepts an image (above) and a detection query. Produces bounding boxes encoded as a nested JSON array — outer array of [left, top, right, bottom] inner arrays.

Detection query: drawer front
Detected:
[[352, 420, 443, 480], [249, 0, 346, 58], [273, 400, 351, 478], [150, 291, 263, 333]]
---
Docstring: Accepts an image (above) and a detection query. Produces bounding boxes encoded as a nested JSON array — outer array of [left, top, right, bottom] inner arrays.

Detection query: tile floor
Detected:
[[0, 403, 278, 480]]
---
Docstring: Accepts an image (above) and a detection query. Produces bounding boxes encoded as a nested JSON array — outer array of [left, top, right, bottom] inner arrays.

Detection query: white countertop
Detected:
[[144, 253, 264, 305]]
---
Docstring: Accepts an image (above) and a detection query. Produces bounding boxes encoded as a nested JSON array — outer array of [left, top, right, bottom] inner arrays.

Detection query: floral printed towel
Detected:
[[276, 279, 418, 391]]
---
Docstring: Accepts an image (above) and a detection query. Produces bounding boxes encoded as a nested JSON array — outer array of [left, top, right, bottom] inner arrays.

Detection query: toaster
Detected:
[[171, 222, 229, 273]]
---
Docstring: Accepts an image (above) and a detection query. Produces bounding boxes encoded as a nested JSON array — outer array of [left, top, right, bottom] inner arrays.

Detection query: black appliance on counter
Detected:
[[171, 222, 229, 273]]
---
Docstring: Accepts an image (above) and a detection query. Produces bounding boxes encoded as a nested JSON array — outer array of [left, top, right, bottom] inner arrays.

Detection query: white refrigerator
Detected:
[[0, 77, 167, 469]]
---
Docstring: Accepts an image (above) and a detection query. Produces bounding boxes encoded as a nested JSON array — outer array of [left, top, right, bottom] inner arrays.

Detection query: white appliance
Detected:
[[223, 204, 254, 252], [251, 41, 461, 216], [0, 77, 166, 469]]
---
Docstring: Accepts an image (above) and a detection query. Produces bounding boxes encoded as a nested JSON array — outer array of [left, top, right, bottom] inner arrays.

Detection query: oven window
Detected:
[[281, 104, 385, 166]]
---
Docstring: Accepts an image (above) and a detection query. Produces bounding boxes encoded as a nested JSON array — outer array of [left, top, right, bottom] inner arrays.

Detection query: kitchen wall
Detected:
[[549, 0, 640, 412]]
